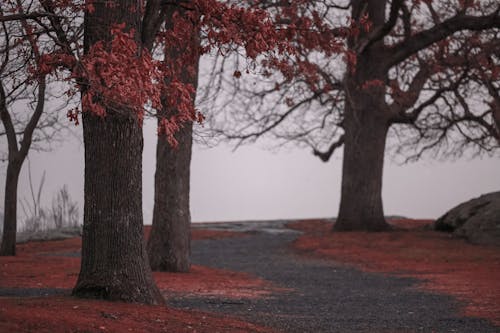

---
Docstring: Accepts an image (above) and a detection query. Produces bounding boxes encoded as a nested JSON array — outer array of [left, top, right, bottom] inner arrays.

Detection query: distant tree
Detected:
[[203, 0, 500, 231], [0, 6, 65, 255]]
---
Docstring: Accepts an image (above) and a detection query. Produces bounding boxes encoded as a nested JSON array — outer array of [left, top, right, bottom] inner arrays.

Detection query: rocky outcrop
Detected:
[[435, 192, 500, 246]]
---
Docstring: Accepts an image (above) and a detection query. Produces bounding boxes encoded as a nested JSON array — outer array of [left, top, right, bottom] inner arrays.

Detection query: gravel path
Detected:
[[168, 221, 499, 333]]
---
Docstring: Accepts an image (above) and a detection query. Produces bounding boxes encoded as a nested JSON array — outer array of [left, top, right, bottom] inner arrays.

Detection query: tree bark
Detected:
[[147, 5, 199, 272], [147, 122, 193, 272], [334, 101, 391, 231], [0, 161, 21, 256], [72, 0, 163, 304], [72, 114, 163, 304], [333, 0, 392, 232]]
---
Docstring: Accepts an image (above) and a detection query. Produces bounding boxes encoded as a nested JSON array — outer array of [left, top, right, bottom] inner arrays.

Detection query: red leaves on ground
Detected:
[[0, 227, 280, 332], [288, 219, 500, 326], [0, 297, 277, 333], [0, 227, 276, 299]]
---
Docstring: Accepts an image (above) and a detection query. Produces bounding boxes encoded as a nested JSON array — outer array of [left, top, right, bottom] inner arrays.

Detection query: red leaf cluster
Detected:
[[80, 25, 162, 122]]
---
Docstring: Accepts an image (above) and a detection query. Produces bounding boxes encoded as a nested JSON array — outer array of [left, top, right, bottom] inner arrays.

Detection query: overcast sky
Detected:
[[2, 117, 499, 227]]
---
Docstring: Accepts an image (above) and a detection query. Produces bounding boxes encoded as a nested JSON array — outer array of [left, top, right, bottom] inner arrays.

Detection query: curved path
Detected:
[[168, 221, 498, 333]]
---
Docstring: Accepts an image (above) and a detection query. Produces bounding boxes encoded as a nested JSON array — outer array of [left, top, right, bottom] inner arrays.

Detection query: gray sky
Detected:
[[2, 118, 499, 227]]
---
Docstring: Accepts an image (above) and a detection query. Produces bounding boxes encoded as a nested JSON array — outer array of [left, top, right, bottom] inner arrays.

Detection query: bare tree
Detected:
[[0, 7, 51, 255], [202, 0, 500, 231]]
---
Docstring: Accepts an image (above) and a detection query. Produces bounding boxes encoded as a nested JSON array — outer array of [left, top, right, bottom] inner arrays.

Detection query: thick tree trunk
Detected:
[[335, 105, 391, 231], [72, 0, 163, 304], [147, 123, 193, 272], [72, 114, 163, 304], [333, 0, 392, 231], [0, 161, 21, 256]]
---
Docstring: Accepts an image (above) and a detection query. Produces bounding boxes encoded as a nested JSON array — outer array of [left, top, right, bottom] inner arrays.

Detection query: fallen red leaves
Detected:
[[0, 296, 276, 333], [288, 219, 500, 326], [0, 227, 277, 333]]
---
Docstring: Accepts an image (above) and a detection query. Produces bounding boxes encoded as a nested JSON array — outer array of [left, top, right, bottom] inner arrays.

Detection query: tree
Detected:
[[2, 0, 298, 302], [0, 5, 55, 255], [147, 5, 200, 272], [146, 0, 317, 271], [70, 0, 166, 304], [203, 0, 500, 231]]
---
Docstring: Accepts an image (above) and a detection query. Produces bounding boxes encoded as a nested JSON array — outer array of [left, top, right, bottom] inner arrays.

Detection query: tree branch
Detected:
[[392, 72, 465, 125], [142, 0, 167, 51], [19, 76, 47, 158], [0, 12, 58, 23], [39, 0, 75, 58], [388, 8, 500, 68], [224, 92, 321, 145], [355, 0, 403, 54], [312, 134, 344, 162], [0, 80, 19, 157], [389, 64, 430, 122]]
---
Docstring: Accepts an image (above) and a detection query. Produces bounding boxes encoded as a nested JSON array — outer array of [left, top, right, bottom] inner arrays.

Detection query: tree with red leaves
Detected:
[[203, 0, 500, 231], [0, 0, 301, 303], [146, 5, 200, 273], [146, 0, 351, 272]]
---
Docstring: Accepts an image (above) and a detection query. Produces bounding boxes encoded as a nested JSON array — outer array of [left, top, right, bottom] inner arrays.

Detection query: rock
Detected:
[[435, 192, 500, 246]]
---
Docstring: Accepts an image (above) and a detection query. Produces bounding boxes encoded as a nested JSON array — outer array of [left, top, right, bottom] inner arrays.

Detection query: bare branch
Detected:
[[388, 8, 500, 68], [0, 80, 19, 157], [142, 0, 168, 51], [389, 64, 431, 122], [0, 12, 58, 23], [355, 0, 403, 53], [224, 92, 322, 145], [313, 134, 344, 162], [19, 77, 47, 158]]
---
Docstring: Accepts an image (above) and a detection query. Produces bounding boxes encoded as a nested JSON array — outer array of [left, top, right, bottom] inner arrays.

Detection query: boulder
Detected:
[[435, 192, 500, 246]]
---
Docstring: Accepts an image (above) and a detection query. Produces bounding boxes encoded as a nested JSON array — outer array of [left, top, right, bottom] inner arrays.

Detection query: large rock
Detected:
[[435, 192, 500, 246]]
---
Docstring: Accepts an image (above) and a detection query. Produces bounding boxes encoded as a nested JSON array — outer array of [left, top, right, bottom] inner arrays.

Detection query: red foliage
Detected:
[[0, 227, 281, 299], [80, 25, 163, 121], [0, 297, 277, 333], [288, 219, 500, 326], [0, 227, 282, 332]]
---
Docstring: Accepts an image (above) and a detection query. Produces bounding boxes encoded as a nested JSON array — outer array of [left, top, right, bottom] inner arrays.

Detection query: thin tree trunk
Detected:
[[72, 0, 163, 304], [0, 161, 21, 256], [72, 114, 163, 304], [147, 5, 199, 272], [334, 102, 391, 231], [148, 123, 193, 272], [0, 76, 45, 256]]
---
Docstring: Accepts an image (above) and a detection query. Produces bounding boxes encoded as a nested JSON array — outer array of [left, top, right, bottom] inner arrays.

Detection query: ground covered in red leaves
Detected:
[[288, 219, 500, 326], [0, 227, 278, 333]]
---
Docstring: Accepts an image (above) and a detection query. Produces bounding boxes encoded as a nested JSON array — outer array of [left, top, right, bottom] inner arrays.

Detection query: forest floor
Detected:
[[0, 219, 498, 332]]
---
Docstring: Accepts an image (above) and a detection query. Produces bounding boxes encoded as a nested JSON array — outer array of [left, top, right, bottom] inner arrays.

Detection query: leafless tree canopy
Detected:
[[199, 0, 500, 162], [0, 3, 82, 162]]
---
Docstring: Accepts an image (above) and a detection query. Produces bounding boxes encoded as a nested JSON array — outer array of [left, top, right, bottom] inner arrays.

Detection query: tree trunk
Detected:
[[0, 161, 21, 256], [147, 123, 193, 272], [334, 102, 391, 231], [333, 0, 392, 231], [72, 114, 163, 304], [147, 5, 199, 272], [72, 0, 163, 304]]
